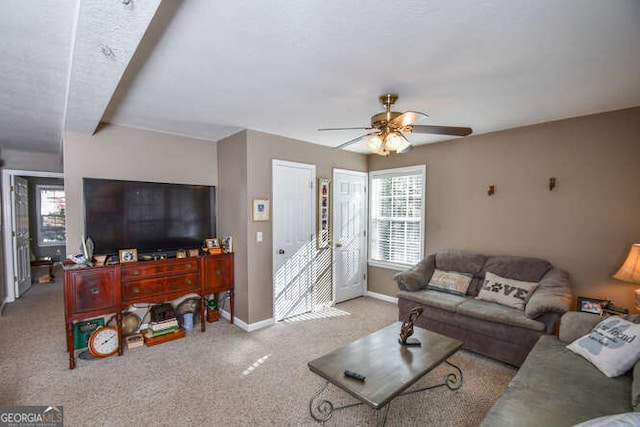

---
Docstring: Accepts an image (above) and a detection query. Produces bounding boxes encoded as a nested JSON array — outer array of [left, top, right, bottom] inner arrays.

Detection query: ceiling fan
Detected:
[[319, 94, 472, 156]]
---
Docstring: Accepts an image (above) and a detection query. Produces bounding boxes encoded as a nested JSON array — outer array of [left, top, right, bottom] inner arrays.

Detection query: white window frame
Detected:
[[36, 184, 66, 247], [368, 165, 426, 270]]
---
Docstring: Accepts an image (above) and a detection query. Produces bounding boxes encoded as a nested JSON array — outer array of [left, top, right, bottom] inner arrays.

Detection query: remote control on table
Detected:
[[344, 370, 366, 381]]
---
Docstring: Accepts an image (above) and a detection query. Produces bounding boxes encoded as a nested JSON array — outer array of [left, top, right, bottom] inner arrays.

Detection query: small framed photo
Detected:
[[188, 248, 200, 257], [205, 238, 220, 249], [577, 296, 609, 315], [222, 236, 233, 253], [252, 198, 270, 222], [119, 248, 138, 263]]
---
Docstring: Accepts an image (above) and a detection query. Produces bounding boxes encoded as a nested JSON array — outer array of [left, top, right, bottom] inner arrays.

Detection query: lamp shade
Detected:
[[613, 243, 640, 284]]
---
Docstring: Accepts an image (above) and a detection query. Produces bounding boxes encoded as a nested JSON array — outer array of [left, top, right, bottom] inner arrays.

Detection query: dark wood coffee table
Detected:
[[307, 322, 463, 426]]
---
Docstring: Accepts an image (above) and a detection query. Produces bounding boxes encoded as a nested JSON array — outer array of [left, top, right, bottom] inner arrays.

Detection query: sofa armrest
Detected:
[[393, 254, 436, 291], [524, 268, 572, 319], [558, 311, 603, 343]]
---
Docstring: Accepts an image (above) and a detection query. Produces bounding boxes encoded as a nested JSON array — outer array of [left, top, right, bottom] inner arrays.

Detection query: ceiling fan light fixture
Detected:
[[395, 136, 412, 153], [385, 131, 403, 151], [366, 135, 383, 153]]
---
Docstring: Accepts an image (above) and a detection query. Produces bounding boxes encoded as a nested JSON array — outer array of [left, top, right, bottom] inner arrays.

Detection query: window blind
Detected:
[[369, 166, 425, 267]]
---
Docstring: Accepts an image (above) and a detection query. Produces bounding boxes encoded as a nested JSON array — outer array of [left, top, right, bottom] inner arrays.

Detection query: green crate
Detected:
[[73, 318, 104, 350]]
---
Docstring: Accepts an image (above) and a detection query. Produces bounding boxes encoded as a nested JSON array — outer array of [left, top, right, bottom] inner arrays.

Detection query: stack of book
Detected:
[[144, 317, 180, 339]]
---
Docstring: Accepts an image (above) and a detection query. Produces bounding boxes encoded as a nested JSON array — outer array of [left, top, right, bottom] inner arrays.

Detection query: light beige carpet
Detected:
[[0, 272, 515, 426]]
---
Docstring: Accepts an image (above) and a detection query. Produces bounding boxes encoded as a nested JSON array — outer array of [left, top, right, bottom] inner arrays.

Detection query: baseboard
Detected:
[[222, 309, 275, 332], [366, 291, 398, 305]]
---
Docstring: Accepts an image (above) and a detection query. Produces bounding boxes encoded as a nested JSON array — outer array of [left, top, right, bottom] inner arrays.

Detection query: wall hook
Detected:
[[487, 185, 495, 196], [549, 177, 556, 191]]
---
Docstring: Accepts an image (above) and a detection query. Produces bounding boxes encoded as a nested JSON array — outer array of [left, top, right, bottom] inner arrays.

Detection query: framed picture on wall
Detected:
[[252, 198, 270, 222], [317, 178, 330, 249]]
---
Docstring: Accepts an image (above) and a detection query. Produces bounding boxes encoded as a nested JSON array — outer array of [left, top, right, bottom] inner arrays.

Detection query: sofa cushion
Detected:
[[525, 268, 573, 319], [426, 269, 472, 296], [633, 360, 640, 411], [567, 316, 640, 377], [435, 251, 487, 296], [393, 254, 436, 291], [558, 311, 603, 344], [435, 251, 486, 275], [480, 335, 633, 427], [396, 289, 466, 312], [481, 255, 551, 282], [574, 413, 640, 427], [476, 272, 539, 310], [456, 298, 545, 332]]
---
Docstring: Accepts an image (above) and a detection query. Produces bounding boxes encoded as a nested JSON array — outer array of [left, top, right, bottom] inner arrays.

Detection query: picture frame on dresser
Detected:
[[118, 248, 138, 263], [577, 296, 609, 315]]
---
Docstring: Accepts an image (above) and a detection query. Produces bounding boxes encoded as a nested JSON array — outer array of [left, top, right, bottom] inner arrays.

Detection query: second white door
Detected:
[[272, 160, 316, 321], [333, 169, 367, 303]]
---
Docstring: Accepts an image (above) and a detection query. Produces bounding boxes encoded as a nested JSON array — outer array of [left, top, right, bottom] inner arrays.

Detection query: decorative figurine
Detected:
[[399, 307, 424, 346]]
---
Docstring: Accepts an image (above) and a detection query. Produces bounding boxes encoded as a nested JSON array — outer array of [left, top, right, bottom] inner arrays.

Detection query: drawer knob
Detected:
[[131, 269, 140, 275], [186, 279, 192, 285], [91, 287, 100, 295], [186, 263, 192, 269], [133, 287, 139, 293], [215, 270, 221, 276]]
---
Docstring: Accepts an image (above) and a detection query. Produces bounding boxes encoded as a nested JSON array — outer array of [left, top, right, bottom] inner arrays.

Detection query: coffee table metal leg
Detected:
[[444, 360, 463, 390], [310, 381, 334, 424], [376, 404, 391, 427], [398, 359, 464, 397], [309, 360, 462, 425], [309, 381, 368, 424]]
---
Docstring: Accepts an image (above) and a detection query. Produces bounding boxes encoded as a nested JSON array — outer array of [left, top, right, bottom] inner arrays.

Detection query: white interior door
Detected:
[[333, 169, 367, 303], [272, 160, 316, 321], [13, 176, 31, 297]]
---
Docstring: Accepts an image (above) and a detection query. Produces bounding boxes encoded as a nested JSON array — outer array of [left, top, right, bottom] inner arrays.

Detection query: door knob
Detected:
[[278, 249, 285, 254], [335, 243, 343, 248]]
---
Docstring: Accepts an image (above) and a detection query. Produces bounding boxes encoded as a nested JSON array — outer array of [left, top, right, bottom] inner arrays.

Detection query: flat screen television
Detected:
[[83, 178, 216, 257]]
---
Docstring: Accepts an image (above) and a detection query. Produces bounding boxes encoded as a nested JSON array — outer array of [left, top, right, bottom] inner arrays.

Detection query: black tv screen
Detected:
[[83, 178, 216, 256]]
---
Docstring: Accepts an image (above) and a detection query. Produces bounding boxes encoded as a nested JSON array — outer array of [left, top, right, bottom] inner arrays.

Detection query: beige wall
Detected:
[[1, 148, 63, 173], [217, 131, 249, 321], [64, 124, 218, 255], [368, 107, 640, 311], [218, 129, 367, 324]]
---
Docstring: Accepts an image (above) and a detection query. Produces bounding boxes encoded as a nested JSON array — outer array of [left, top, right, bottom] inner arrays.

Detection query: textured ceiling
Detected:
[[1, 0, 639, 157]]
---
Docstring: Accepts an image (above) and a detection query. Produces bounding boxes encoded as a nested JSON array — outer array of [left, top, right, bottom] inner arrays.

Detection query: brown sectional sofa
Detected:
[[394, 251, 573, 367]]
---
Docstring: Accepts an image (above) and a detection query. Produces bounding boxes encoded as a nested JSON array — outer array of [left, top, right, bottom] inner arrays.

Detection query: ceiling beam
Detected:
[[64, 0, 162, 135]]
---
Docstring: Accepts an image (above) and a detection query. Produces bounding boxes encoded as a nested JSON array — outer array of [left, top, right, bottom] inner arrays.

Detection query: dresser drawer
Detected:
[[122, 278, 165, 301], [121, 258, 199, 281], [122, 273, 201, 302], [67, 268, 118, 314]]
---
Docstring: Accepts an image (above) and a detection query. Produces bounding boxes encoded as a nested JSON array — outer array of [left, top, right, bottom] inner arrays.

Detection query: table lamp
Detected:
[[612, 243, 640, 309]]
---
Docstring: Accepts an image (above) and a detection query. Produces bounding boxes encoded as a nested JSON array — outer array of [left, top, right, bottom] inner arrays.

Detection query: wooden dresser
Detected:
[[63, 253, 234, 369]]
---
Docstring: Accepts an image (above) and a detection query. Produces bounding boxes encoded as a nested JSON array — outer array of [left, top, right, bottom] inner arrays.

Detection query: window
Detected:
[[36, 185, 66, 246], [368, 165, 425, 269]]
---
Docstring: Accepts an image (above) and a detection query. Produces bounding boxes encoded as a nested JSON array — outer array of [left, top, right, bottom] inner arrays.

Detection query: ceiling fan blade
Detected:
[[318, 127, 373, 131], [390, 111, 429, 127], [411, 125, 472, 136], [333, 133, 375, 150]]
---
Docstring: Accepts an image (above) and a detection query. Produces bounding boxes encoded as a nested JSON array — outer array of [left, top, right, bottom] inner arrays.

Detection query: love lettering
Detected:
[[482, 280, 529, 301]]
